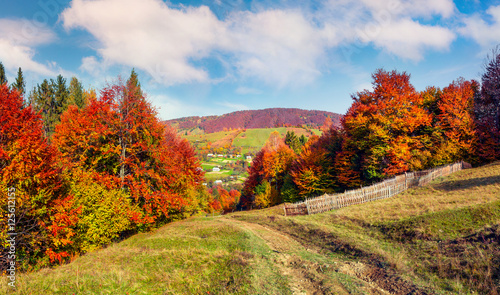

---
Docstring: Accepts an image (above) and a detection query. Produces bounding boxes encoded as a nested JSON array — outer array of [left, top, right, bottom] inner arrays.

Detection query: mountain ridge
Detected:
[[165, 107, 342, 133]]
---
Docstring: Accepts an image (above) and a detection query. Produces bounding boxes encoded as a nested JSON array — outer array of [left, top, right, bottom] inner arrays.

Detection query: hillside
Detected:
[[5, 162, 500, 294], [165, 108, 342, 134], [187, 126, 321, 155]]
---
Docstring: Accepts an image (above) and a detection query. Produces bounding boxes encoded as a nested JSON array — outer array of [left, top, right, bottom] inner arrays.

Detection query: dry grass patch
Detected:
[[333, 162, 500, 223]]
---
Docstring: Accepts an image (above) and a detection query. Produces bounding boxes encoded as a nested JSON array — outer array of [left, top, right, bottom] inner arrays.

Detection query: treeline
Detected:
[[166, 108, 342, 133], [241, 50, 500, 208], [0, 66, 211, 271]]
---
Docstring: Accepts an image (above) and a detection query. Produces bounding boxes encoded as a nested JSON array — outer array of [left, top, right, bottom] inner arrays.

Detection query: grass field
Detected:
[[185, 127, 320, 155], [4, 162, 500, 294]]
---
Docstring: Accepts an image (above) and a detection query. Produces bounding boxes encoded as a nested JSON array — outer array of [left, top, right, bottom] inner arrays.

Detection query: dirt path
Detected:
[[226, 218, 318, 294], [222, 218, 387, 295]]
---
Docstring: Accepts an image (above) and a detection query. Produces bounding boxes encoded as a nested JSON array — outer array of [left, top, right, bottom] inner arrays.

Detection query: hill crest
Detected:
[[165, 108, 342, 133]]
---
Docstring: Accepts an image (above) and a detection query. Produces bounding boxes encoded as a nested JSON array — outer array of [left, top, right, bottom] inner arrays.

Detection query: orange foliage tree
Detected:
[[54, 71, 203, 225], [475, 48, 500, 162], [434, 78, 478, 164], [242, 132, 296, 208], [289, 126, 343, 198], [0, 84, 79, 269], [340, 69, 431, 185], [208, 186, 240, 213]]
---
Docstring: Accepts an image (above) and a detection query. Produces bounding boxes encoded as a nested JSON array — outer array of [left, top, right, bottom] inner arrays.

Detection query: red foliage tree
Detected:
[[435, 78, 478, 163], [341, 69, 431, 184], [475, 48, 500, 162], [242, 132, 296, 208], [0, 84, 78, 269], [54, 72, 203, 224]]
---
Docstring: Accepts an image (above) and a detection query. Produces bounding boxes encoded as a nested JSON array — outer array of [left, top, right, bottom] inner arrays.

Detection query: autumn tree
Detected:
[[434, 78, 478, 164], [241, 150, 265, 209], [0, 84, 78, 270], [290, 126, 344, 198], [340, 69, 431, 185], [475, 47, 500, 162], [209, 186, 240, 212], [242, 132, 296, 208], [54, 71, 204, 224]]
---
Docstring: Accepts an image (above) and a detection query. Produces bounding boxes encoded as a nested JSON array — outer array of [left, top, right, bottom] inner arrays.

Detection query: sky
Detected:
[[0, 0, 499, 120]]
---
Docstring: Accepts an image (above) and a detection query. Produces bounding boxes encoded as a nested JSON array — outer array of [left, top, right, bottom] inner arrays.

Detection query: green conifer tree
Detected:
[[12, 67, 25, 95], [68, 77, 85, 108], [0, 62, 7, 85]]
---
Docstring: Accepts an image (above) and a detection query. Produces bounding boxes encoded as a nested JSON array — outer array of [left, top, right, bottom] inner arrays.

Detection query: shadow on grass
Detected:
[[433, 175, 500, 192]]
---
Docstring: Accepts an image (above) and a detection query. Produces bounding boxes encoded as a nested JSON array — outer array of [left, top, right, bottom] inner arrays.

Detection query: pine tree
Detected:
[[29, 76, 69, 138], [30, 79, 55, 137], [12, 67, 25, 95], [284, 131, 300, 153], [0, 62, 7, 85], [68, 77, 84, 108], [54, 74, 69, 115]]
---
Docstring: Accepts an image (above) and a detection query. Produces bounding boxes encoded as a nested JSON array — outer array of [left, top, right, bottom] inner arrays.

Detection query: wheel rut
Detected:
[[222, 218, 388, 295]]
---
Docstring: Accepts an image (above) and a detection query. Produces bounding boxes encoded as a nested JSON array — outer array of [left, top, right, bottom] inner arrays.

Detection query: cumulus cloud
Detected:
[[361, 19, 455, 61], [61, 0, 457, 87], [62, 0, 226, 85], [0, 18, 57, 75], [319, 0, 456, 61], [226, 9, 331, 86], [459, 5, 500, 49]]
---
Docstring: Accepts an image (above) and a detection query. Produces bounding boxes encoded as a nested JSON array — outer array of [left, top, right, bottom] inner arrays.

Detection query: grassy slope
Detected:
[[186, 127, 319, 154], [4, 162, 500, 294], [233, 162, 500, 294]]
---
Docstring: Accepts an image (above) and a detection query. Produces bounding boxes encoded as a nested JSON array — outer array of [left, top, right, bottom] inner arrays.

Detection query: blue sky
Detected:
[[0, 0, 499, 120]]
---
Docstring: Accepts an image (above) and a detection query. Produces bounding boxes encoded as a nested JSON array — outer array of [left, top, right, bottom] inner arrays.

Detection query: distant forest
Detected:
[[165, 108, 342, 133]]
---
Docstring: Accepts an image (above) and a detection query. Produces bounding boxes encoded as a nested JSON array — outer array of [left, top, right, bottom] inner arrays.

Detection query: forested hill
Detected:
[[165, 108, 342, 133]]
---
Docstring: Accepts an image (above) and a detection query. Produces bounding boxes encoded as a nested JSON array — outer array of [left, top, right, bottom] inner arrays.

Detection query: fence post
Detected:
[[305, 198, 310, 215], [283, 204, 287, 217]]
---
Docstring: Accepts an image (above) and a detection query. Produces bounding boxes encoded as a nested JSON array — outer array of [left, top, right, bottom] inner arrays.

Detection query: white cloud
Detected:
[[61, 0, 457, 87], [319, 0, 456, 61], [459, 5, 500, 49], [80, 56, 107, 77], [362, 19, 456, 61], [226, 9, 331, 87], [62, 0, 226, 85], [0, 19, 56, 46], [357, 0, 455, 19], [0, 19, 57, 75]]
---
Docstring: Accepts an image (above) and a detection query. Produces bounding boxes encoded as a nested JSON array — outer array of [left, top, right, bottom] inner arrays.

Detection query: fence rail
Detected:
[[284, 161, 470, 216]]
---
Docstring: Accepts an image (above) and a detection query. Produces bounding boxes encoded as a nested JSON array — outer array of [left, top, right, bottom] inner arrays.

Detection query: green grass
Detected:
[[231, 162, 500, 294], [2, 218, 292, 294], [6, 162, 500, 294], [185, 127, 320, 155], [232, 127, 319, 153]]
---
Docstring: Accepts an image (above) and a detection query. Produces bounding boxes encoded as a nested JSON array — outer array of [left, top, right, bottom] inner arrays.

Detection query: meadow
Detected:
[[4, 161, 499, 294]]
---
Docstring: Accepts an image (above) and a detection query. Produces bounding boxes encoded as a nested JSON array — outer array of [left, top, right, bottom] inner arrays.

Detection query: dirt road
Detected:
[[223, 218, 388, 295]]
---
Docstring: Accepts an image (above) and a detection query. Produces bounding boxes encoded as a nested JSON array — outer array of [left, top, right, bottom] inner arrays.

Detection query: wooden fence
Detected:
[[284, 161, 469, 216]]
